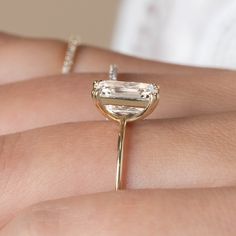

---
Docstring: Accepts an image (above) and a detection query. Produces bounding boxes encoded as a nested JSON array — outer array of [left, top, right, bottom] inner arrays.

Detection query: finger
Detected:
[[0, 72, 236, 134], [0, 112, 236, 226], [1, 188, 235, 235], [75, 44, 236, 76], [0, 32, 18, 45], [0, 33, 66, 84], [1, 33, 235, 84]]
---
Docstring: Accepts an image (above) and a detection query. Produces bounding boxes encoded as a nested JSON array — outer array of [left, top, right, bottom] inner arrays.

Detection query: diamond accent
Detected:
[[62, 36, 80, 74]]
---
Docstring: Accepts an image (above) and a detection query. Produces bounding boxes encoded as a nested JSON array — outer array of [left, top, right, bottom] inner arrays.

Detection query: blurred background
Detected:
[[1, 0, 236, 69], [0, 0, 118, 48]]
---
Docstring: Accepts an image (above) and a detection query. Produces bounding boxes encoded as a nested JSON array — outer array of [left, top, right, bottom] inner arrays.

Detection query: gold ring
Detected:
[[62, 36, 80, 74], [92, 65, 160, 190]]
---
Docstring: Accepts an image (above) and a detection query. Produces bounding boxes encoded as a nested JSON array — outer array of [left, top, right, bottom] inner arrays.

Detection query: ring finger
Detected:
[[0, 72, 235, 134]]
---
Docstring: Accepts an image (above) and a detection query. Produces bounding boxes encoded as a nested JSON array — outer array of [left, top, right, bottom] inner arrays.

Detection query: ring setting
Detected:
[[92, 65, 160, 190]]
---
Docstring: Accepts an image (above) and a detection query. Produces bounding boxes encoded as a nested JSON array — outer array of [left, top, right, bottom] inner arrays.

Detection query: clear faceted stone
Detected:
[[95, 80, 158, 116], [105, 105, 144, 116], [96, 80, 157, 98]]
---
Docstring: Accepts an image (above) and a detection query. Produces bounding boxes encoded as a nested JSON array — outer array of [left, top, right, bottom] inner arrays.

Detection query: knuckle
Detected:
[[0, 134, 22, 186], [103, 191, 146, 217], [10, 203, 60, 236]]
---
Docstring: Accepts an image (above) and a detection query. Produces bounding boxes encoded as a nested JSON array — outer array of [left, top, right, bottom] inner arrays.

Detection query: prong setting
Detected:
[[92, 80, 159, 122]]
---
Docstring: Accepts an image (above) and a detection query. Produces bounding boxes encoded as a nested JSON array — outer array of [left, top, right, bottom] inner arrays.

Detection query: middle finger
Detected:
[[0, 112, 236, 226]]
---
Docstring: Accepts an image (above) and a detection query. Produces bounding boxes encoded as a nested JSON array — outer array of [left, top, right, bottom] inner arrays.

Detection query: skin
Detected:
[[0, 72, 236, 134], [0, 32, 235, 84], [0, 32, 235, 235], [1, 189, 236, 236], [1, 113, 236, 228]]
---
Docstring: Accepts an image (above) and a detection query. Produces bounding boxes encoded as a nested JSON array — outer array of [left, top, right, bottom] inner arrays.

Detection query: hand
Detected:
[[0, 32, 235, 235]]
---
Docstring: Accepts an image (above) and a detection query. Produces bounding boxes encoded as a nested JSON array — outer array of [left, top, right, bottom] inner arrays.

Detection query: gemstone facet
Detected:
[[95, 80, 158, 99], [93, 80, 159, 117]]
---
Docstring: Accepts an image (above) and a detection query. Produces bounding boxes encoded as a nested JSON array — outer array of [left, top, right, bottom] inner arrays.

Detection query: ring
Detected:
[[92, 65, 160, 190], [62, 36, 80, 74]]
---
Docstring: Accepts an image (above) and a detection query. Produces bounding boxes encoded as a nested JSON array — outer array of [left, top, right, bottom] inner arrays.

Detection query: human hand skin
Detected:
[[1, 189, 236, 236], [0, 32, 235, 84], [0, 32, 235, 235]]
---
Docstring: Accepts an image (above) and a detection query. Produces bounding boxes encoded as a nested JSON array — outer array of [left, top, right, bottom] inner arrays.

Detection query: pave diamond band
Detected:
[[62, 36, 80, 74], [92, 65, 160, 190]]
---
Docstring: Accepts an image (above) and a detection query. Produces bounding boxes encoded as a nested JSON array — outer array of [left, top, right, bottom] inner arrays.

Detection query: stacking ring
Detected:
[[62, 36, 80, 74], [92, 65, 160, 190]]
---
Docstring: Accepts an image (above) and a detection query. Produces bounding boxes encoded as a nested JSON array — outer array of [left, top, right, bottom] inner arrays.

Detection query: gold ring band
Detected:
[[116, 118, 127, 190], [92, 65, 160, 190]]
